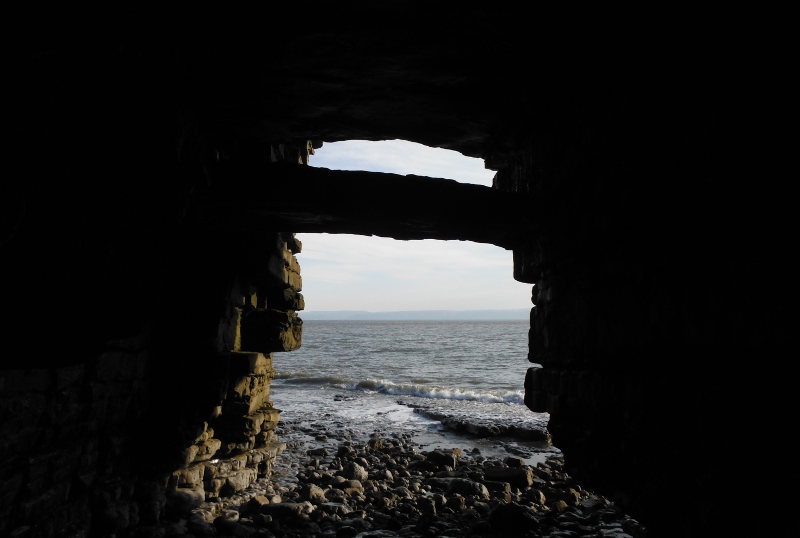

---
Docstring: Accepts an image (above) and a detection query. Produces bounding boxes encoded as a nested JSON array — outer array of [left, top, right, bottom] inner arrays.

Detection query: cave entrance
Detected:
[[264, 141, 551, 485]]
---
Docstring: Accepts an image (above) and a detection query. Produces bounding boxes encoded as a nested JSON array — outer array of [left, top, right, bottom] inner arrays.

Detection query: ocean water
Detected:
[[273, 320, 532, 403], [269, 320, 555, 468]]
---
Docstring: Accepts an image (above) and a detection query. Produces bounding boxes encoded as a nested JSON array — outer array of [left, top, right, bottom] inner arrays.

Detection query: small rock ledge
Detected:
[[397, 398, 550, 442]]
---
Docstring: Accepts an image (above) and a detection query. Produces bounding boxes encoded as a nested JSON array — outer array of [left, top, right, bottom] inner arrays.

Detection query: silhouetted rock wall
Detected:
[[5, 4, 792, 537], [0, 349, 150, 536], [502, 72, 792, 536], [1, 223, 304, 537]]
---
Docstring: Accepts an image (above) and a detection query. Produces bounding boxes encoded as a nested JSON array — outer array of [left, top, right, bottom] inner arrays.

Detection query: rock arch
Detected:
[[2, 4, 791, 537]]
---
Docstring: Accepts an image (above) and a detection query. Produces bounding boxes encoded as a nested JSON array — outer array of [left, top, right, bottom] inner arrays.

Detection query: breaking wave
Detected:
[[274, 371, 523, 404], [354, 379, 524, 404]]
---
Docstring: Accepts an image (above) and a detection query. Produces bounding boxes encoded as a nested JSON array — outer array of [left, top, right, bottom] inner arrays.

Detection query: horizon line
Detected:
[[301, 308, 529, 313], [298, 308, 530, 320]]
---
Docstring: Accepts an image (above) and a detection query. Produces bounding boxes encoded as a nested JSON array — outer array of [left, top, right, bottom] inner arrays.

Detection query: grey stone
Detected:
[[354, 531, 397, 538], [337, 526, 359, 538], [247, 495, 271, 511], [223, 468, 257, 495], [525, 488, 546, 504], [375, 470, 394, 482], [337, 446, 357, 458], [434, 470, 463, 478], [417, 496, 436, 515], [325, 488, 347, 502], [481, 480, 511, 493], [425, 449, 459, 468], [341, 517, 369, 531], [580, 495, 610, 513], [546, 487, 581, 505], [214, 510, 241, 534], [445, 495, 466, 511], [407, 460, 437, 472], [166, 486, 205, 513], [300, 483, 327, 504], [320, 502, 352, 516], [472, 501, 492, 517], [391, 486, 413, 499], [194, 439, 222, 462], [446, 479, 490, 499], [425, 477, 453, 490], [251, 514, 273, 527], [261, 502, 313, 519], [482, 466, 534, 490], [338, 480, 363, 494], [342, 462, 368, 482]]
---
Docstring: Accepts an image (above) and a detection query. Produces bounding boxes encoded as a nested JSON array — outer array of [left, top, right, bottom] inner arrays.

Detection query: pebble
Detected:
[[149, 419, 646, 537]]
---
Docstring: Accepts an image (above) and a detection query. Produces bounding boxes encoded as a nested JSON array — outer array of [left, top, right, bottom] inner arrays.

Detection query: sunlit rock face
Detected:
[[2, 3, 790, 538]]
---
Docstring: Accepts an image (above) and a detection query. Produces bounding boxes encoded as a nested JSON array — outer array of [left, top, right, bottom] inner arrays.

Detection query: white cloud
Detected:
[[299, 141, 531, 311]]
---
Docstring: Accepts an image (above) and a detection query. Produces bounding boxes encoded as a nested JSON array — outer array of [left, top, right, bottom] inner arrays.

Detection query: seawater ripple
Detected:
[[272, 320, 531, 404], [274, 373, 525, 403]]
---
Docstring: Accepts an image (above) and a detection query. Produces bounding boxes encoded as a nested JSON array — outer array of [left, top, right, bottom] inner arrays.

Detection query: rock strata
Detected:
[[397, 398, 550, 442]]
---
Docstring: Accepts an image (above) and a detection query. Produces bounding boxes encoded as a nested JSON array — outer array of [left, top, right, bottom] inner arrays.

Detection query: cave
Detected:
[[3, 4, 792, 538]]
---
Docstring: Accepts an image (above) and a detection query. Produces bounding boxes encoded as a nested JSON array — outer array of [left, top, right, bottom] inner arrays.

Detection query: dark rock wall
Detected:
[[4, 4, 792, 537], [0, 350, 150, 537], [1, 204, 304, 537], [5, 30, 311, 530], [501, 55, 793, 536], [0, 349, 282, 537]]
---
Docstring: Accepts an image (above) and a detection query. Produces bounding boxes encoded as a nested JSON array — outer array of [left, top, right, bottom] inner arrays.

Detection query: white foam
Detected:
[[274, 372, 525, 404], [354, 378, 524, 404]]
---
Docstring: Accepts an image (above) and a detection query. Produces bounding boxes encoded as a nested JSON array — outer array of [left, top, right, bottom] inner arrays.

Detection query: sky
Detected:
[[299, 139, 533, 312]]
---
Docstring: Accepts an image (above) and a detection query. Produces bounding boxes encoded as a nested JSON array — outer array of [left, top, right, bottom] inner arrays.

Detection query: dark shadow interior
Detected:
[[3, 4, 793, 537]]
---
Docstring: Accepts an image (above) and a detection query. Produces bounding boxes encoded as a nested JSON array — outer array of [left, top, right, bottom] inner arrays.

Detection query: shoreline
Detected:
[[173, 395, 647, 538], [184, 429, 647, 538], [269, 397, 559, 491], [398, 398, 550, 443], [268, 384, 558, 469]]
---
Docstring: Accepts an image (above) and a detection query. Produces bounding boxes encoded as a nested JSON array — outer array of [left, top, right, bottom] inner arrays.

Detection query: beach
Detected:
[[173, 321, 648, 536]]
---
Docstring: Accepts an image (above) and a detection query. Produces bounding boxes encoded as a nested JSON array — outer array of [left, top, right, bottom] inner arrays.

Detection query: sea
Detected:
[[269, 320, 556, 471]]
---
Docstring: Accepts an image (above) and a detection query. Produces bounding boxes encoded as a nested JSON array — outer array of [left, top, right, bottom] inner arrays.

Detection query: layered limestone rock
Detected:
[[166, 352, 285, 508], [241, 310, 303, 353], [220, 352, 276, 417], [6, 4, 789, 538], [238, 232, 305, 353], [200, 164, 533, 249], [165, 231, 305, 511], [215, 233, 305, 354]]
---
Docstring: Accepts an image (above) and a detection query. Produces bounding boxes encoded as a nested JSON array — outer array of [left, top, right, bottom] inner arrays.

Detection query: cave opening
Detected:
[[5, 5, 790, 536], [268, 138, 550, 464]]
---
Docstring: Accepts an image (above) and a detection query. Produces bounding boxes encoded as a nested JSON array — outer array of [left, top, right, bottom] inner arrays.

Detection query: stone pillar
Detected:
[[166, 352, 284, 510]]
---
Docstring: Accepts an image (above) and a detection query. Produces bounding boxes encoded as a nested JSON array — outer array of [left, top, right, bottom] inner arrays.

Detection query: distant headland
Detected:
[[299, 309, 529, 320]]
